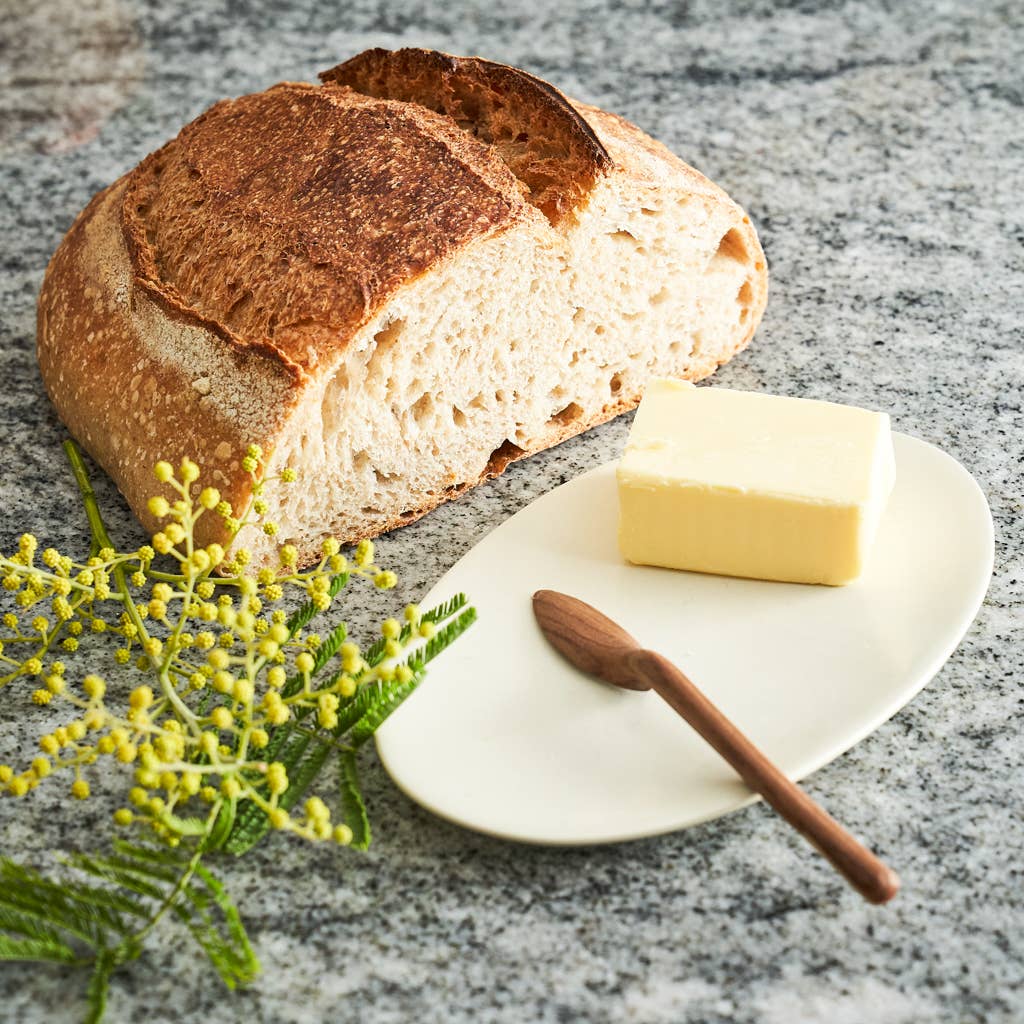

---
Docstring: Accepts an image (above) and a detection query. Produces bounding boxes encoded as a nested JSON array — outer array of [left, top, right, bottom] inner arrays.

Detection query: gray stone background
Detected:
[[0, 1, 1021, 1021]]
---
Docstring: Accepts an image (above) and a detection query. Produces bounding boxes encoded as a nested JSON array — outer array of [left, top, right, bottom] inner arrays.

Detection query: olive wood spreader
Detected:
[[531, 588, 900, 904]]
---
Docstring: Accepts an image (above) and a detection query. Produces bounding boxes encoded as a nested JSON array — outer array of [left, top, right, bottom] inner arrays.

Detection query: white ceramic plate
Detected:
[[376, 433, 993, 845]]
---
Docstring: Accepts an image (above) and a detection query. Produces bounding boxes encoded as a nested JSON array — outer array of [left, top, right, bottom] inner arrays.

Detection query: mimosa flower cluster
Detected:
[[0, 441, 475, 1015], [0, 446, 432, 846]]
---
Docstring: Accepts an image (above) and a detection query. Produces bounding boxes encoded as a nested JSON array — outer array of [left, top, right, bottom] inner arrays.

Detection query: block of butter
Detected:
[[617, 380, 896, 585]]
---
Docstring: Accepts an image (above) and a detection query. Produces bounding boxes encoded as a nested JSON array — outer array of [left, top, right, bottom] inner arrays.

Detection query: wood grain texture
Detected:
[[532, 590, 901, 904]]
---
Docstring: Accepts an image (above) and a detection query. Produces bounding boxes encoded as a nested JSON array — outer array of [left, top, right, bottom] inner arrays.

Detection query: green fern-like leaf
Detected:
[[331, 683, 383, 736], [0, 906, 72, 948], [223, 677, 377, 854], [73, 842, 257, 990], [287, 572, 349, 635], [72, 852, 175, 899], [0, 861, 137, 947], [191, 863, 256, 975], [361, 593, 469, 667], [421, 593, 469, 624], [277, 742, 332, 813], [0, 841, 258, 1020], [348, 679, 419, 747], [169, 868, 258, 988], [313, 620, 348, 674], [418, 606, 477, 667], [362, 625, 412, 667], [224, 622, 344, 856], [85, 950, 117, 1024], [221, 727, 322, 855], [222, 593, 474, 856], [0, 933, 78, 964], [220, 740, 330, 856], [338, 751, 371, 850]]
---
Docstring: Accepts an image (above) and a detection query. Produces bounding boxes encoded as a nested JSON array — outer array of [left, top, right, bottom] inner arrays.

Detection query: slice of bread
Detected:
[[37, 48, 767, 567]]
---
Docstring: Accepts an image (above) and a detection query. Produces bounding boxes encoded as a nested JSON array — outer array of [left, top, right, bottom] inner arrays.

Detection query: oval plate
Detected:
[[376, 434, 993, 845]]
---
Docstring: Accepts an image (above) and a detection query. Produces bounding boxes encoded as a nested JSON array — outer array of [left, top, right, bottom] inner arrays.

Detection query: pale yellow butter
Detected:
[[617, 380, 896, 585]]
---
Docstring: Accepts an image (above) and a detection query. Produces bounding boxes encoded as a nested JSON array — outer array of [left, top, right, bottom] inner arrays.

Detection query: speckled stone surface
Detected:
[[1, 1, 1022, 1021]]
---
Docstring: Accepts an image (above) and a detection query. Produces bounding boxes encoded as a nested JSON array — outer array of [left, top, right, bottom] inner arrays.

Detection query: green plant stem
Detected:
[[121, 808, 218, 950], [126, 849, 200, 947], [63, 442, 116, 553], [289, 722, 356, 755], [63, 441, 197, 730]]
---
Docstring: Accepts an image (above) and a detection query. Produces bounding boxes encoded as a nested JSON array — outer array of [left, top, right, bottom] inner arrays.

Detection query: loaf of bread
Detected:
[[37, 48, 767, 567]]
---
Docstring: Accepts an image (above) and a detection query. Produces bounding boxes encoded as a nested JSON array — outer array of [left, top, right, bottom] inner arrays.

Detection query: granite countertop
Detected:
[[1, 1, 1021, 1021]]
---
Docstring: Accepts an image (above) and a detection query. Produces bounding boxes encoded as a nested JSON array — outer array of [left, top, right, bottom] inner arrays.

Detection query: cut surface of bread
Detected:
[[37, 48, 767, 567]]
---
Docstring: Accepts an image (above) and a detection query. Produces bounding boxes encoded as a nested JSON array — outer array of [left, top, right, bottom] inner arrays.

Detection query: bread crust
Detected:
[[37, 179, 296, 550], [321, 47, 613, 223], [37, 49, 768, 565], [120, 82, 535, 376]]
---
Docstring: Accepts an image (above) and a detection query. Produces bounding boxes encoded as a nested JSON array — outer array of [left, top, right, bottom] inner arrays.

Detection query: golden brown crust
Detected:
[[37, 178, 297, 549], [320, 48, 612, 224], [121, 82, 535, 375]]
